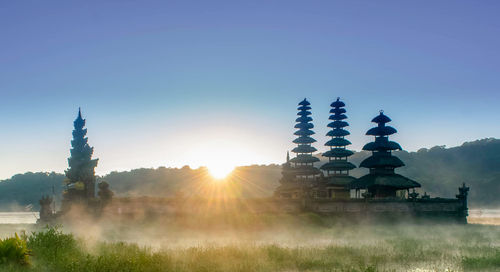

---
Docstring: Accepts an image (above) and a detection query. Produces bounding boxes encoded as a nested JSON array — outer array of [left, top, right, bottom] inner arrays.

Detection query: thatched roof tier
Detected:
[[294, 122, 314, 129], [327, 120, 348, 128], [290, 154, 320, 164], [326, 128, 350, 137], [330, 107, 346, 114], [324, 175, 356, 186], [362, 140, 402, 151], [292, 145, 317, 153], [372, 112, 391, 124], [293, 136, 316, 144], [360, 155, 405, 168], [297, 105, 311, 111], [295, 116, 312, 123], [320, 161, 356, 171], [329, 113, 347, 121], [325, 137, 351, 147], [297, 110, 312, 116], [366, 126, 397, 136], [298, 99, 311, 106], [350, 173, 420, 190], [322, 148, 354, 158], [330, 98, 345, 108], [294, 129, 315, 136]]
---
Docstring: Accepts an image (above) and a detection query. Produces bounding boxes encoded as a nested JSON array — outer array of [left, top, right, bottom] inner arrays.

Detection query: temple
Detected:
[[319, 98, 356, 199], [350, 111, 421, 197], [273, 99, 469, 223], [36, 100, 470, 224]]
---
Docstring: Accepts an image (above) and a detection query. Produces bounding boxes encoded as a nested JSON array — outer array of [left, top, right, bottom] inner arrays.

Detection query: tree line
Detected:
[[0, 138, 498, 210]]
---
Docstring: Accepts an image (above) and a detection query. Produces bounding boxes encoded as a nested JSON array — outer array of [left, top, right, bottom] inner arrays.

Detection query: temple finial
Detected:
[[78, 107, 82, 119]]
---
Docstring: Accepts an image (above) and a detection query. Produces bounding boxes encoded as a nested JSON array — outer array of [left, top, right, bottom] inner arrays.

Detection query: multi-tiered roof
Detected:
[[351, 111, 420, 196], [290, 99, 321, 178], [320, 98, 356, 186]]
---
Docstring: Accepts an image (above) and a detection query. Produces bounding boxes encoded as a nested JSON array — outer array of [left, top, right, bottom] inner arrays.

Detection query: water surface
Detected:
[[0, 212, 39, 224]]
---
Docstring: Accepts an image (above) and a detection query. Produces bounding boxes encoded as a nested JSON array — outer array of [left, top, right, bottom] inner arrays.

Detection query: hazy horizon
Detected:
[[1, 137, 496, 181], [1, 1, 499, 179]]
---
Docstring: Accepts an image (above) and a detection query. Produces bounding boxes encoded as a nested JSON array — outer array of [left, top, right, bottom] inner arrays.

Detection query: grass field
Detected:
[[0, 214, 499, 271]]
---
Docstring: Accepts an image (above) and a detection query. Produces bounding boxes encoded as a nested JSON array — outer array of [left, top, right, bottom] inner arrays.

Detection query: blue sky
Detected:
[[0, 1, 499, 179]]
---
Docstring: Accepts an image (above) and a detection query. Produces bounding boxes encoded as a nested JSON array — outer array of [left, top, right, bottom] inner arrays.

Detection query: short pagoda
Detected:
[[275, 99, 320, 198], [320, 98, 356, 199], [62, 108, 99, 209], [275, 152, 297, 198], [351, 111, 420, 198]]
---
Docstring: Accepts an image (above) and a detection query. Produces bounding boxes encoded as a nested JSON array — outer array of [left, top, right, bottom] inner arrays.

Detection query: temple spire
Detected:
[[315, 97, 356, 199], [321, 97, 356, 175], [290, 98, 320, 178]]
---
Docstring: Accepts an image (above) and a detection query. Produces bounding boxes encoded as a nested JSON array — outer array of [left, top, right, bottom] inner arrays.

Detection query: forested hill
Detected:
[[0, 138, 498, 210]]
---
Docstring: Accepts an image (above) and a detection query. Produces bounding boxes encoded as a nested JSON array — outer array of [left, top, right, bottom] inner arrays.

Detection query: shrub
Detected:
[[26, 226, 82, 270], [0, 233, 31, 265]]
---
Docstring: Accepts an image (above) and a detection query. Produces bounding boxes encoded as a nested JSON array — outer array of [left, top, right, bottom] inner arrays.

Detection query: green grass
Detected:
[[0, 218, 499, 271]]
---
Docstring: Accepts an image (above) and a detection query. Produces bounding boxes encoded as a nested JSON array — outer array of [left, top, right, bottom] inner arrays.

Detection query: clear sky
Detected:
[[0, 1, 499, 179]]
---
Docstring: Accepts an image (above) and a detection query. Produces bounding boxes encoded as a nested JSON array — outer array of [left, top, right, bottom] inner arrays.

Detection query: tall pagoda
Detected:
[[62, 108, 99, 208], [275, 99, 320, 198], [351, 111, 420, 198], [320, 98, 356, 199]]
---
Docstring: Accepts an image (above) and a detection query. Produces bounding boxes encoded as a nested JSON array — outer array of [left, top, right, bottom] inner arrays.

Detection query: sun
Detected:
[[208, 163, 235, 180]]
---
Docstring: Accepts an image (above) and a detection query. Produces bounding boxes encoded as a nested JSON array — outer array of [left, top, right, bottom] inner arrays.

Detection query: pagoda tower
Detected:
[[320, 98, 356, 199], [275, 99, 320, 198], [351, 111, 420, 198], [290, 99, 321, 179]]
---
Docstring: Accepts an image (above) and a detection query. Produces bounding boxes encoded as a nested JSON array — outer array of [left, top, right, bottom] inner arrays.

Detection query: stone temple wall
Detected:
[[105, 196, 467, 223], [307, 199, 463, 214]]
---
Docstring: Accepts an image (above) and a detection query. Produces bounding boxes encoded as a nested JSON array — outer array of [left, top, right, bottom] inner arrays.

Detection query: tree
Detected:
[[62, 109, 99, 208]]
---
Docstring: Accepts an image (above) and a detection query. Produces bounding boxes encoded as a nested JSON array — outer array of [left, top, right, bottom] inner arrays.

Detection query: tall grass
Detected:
[[0, 220, 498, 271]]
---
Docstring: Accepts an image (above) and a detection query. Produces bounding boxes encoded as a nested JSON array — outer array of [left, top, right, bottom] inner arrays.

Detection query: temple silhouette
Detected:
[[352, 110, 421, 197], [38, 109, 113, 223], [39, 102, 470, 224], [275, 98, 469, 223], [320, 98, 356, 198]]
